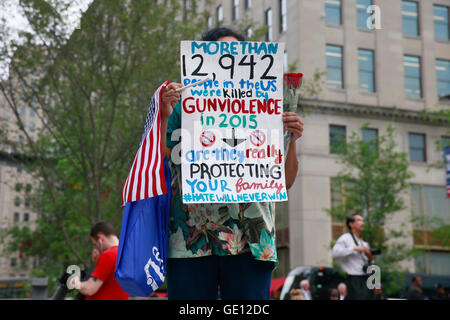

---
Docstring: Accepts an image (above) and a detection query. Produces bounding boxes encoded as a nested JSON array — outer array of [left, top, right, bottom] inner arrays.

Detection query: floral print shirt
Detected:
[[166, 102, 289, 264]]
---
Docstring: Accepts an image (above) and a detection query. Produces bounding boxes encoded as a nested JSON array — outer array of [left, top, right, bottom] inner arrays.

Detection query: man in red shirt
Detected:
[[70, 221, 129, 300]]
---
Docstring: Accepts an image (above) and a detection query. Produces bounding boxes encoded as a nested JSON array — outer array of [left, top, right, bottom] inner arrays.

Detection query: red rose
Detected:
[[284, 73, 303, 89]]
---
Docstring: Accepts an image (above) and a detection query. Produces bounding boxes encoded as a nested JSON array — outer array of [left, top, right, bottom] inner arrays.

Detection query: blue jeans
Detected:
[[166, 252, 274, 300]]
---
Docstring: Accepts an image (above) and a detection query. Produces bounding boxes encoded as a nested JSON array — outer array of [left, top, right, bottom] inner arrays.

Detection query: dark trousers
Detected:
[[166, 252, 274, 300], [346, 275, 373, 300]]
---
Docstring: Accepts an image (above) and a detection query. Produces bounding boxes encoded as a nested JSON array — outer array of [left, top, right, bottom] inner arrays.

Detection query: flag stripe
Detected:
[[148, 117, 157, 197], [122, 172, 130, 205], [157, 107, 167, 194], [140, 134, 150, 200], [128, 149, 140, 203], [125, 148, 139, 204], [155, 108, 163, 195], [144, 132, 152, 199], [151, 107, 159, 197], [136, 135, 147, 200]]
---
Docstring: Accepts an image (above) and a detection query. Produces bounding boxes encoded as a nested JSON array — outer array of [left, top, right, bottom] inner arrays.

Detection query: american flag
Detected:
[[122, 81, 169, 205]]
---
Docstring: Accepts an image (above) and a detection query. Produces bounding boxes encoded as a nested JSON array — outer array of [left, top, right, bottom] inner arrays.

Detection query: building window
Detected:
[[402, 1, 419, 37], [362, 127, 378, 152], [330, 178, 357, 211], [15, 183, 23, 192], [330, 178, 348, 224], [326, 45, 344, 89], [265, 9, 273, 41], [415, 252, 450, 276], [357, 0, 372, 29], [232, 0, 239, 21], [246, 26, 253, 39], [280, 0, 287, 32], [330, 178, 358, 238], [14, 197, 21, 207], [329, 125, 346, 155], [408, 133, 426, 162], [404, 55, 422, 98], [25, 197, 30, 208], [10, 258, 17, 267], [24, 213, 29, 222], [284, 51, 288, 73], [411, 184, 450, 271], [20, 258, 28, 269], [29, 122, 35, 132], [206, 15, 212, 29], [216, 5, 223, 26], [411, 184, 450, 228], [434, 5, 449, 41], [245, 0, 251, 10], [325, 0, 341, 26], [20, 107, 26, 117], [18, 135, 24, 144], [29, 108, 35, 117], [436, 59, 450, 98], [442, 136, 450, 161], [14, 212, 20, 223], [358, 49, 375, 93], [182, 0, 189, 21], [331, 178, 344, 213]]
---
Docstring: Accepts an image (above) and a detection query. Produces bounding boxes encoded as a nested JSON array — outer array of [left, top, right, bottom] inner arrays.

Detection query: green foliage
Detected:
[[297, 69, 327, 117], [326, 123, 415, 294], [300, 69, 327, 99], [418, 108, 450, 171], [0, 0, 208, 293]]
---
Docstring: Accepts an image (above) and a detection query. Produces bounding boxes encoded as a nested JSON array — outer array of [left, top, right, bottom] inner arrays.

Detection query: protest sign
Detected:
[[179, 40, 287, 204]]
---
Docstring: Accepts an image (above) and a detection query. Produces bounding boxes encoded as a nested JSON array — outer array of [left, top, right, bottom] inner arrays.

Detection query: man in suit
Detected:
[[338, 282, 347, 300], [300, 279, 312, 300]]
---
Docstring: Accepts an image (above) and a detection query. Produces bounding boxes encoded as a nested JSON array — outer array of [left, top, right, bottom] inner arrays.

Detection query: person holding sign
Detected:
[[160, 27, 303, 300]]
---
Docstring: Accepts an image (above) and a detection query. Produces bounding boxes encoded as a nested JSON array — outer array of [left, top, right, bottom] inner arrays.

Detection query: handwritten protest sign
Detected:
[[179, 41, 287, 203]]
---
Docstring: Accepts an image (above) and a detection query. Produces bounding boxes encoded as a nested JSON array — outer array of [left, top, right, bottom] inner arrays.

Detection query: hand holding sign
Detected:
[[283, 112, 304, 142], [161, 83, 183, 119]]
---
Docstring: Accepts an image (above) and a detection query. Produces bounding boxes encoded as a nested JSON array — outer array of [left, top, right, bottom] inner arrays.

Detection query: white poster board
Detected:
[[179, 40, 287, 204]]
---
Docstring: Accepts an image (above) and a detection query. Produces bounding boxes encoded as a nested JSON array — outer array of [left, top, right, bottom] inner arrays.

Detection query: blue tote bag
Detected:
[[115, 158, 172, 297]]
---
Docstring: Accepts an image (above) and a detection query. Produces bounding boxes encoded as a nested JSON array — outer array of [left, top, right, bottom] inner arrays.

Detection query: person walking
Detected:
[[332, 212, 374, 300], [69, 221, 129, 300]]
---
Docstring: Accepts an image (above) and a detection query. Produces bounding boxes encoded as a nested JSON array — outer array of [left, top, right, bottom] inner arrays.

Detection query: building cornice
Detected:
[[300, 99, 450, 127]]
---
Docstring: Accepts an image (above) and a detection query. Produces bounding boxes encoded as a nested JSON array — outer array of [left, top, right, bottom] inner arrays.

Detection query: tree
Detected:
[[327, 123, 415, 295], [0, 0, 210, 288]]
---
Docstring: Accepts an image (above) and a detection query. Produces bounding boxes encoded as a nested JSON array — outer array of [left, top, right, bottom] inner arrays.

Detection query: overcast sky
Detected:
[[0, 0, 93, 79]]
